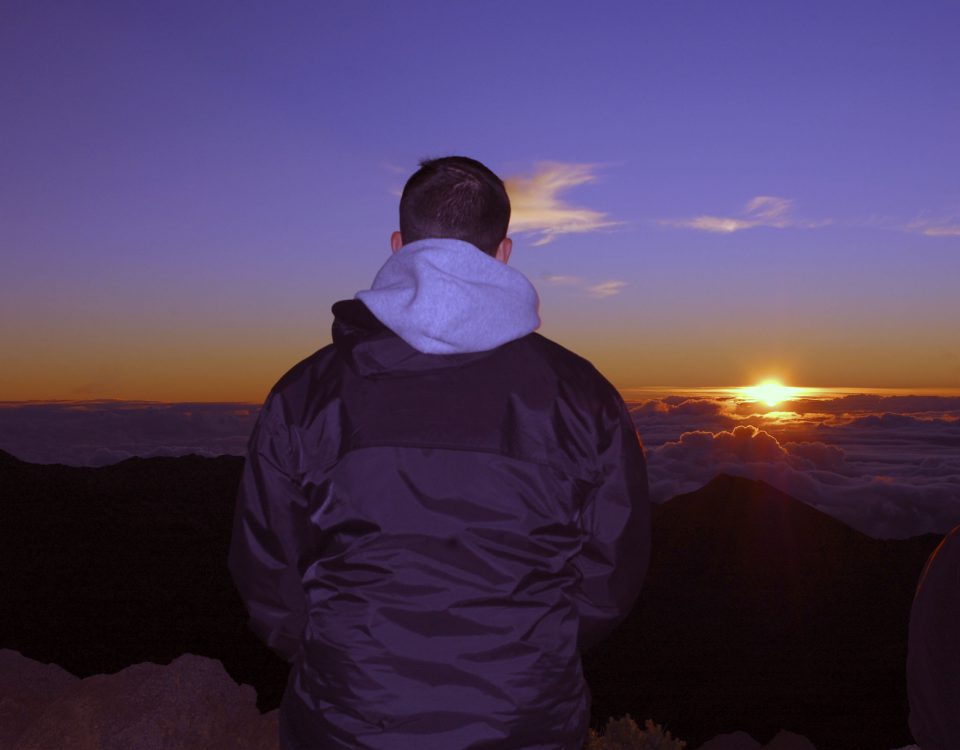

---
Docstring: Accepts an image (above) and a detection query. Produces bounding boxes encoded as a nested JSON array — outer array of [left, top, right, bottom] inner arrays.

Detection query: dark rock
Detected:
[[694, 730, 763, 749], [0, 649, 79, 748], [762, 730, 817, 749], [9, 651, 278, 750], [694, 728, 818, 750], [582, 474, 941, 750], [0, 455, 944, 750], [0, 451, 289, 710]]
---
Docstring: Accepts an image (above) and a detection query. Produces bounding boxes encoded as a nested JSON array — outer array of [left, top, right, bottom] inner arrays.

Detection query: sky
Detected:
[[2, 0, 960, 402]]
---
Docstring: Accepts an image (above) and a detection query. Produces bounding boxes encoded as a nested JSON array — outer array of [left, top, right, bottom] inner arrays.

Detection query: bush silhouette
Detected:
[[584, 714, 686, 749]]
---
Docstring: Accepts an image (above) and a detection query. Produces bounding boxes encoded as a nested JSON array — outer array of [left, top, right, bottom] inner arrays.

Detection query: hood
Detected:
[[354, 238, 541, 355]]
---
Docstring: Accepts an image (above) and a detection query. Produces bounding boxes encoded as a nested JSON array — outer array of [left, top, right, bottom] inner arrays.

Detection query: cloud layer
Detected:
[[504, 162, 620, 245], [630, 393, 960, 539], [0, 401, 258, 467], [3, 393, 958, 540]]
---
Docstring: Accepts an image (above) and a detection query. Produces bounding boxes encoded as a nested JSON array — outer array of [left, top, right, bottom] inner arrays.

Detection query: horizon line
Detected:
[[4, 384, 960, 407]]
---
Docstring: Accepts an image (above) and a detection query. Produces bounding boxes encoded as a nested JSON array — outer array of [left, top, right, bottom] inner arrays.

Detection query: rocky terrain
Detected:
[[0, 649, 277, 750], [2, 647, 822, 749], [1, 449, 941, 749]]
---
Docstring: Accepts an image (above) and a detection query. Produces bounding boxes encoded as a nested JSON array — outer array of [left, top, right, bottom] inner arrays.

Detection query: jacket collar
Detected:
[[331, 299, 510, 377]]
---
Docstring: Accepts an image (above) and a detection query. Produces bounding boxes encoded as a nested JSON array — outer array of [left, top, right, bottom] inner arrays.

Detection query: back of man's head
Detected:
[[399, 156, 510, 257]]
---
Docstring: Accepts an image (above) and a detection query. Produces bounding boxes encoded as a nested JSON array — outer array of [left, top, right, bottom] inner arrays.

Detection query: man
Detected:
[[907, 523, 960, 750], [228, 156, 651, 750]]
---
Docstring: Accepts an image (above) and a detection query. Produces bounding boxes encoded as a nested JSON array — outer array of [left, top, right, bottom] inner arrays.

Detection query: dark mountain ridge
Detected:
[[583, 473, 940, 749], [1, 452, 941, 750]]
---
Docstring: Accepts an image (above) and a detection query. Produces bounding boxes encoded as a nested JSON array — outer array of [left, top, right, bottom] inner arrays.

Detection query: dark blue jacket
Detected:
[[228, 298, 650, 749]]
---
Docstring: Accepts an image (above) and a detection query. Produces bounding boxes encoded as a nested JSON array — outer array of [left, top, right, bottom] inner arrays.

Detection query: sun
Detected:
[[741, 379, 795, 407]]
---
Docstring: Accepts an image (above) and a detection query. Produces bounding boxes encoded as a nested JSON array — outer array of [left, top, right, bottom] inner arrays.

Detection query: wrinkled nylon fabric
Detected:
[[228, 298, 651, 749], [907, 523, 960, 750]]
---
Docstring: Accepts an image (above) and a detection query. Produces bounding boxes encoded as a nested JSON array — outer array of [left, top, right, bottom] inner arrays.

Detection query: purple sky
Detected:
[[2, 1, 959, 401]]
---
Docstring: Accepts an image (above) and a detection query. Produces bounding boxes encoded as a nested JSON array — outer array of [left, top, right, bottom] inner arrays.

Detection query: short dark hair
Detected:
[[399, 156, 510, 256]]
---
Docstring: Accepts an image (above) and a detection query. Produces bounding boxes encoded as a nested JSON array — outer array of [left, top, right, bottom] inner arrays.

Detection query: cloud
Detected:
[[536, 273, 627, 299], [906, 218, 960, 237], [0, 401, 259, 467], [5, 393, 959, 539], [504, 162, 620, 246], [661, 196, 826, 234], [539, 274, 583, 286], [779, 394, 960, 417], [586, 280, 627, 298], [626, 393, 960, 538], [647, 421, 960, 539], [658, 424, 789, 466]]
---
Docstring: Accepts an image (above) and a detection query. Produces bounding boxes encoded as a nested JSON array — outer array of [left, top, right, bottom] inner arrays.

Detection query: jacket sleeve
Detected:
[[227, 395, 308, 664], [571, 391, 651, 655]]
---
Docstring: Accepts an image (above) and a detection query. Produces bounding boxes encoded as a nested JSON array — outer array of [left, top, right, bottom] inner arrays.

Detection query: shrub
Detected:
[[584, 714, 687, 750]]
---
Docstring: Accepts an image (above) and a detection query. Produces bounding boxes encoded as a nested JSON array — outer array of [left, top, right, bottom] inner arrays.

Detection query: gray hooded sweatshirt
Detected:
[[355, 238, 541, 354]]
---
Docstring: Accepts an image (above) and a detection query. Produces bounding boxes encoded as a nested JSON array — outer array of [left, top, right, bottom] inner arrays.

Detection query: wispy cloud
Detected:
[[537, 273, 627, 298], [505, 162, 620, 246], [662, 196, 826, 234], [540, 274, 584, 286], [906, 217, 960, 237], [587, 280, 627, 298]]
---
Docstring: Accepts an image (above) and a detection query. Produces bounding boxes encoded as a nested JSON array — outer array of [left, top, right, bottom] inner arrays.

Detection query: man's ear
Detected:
[[495, 237, 512, 264], [390, 231, 403, 254]]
